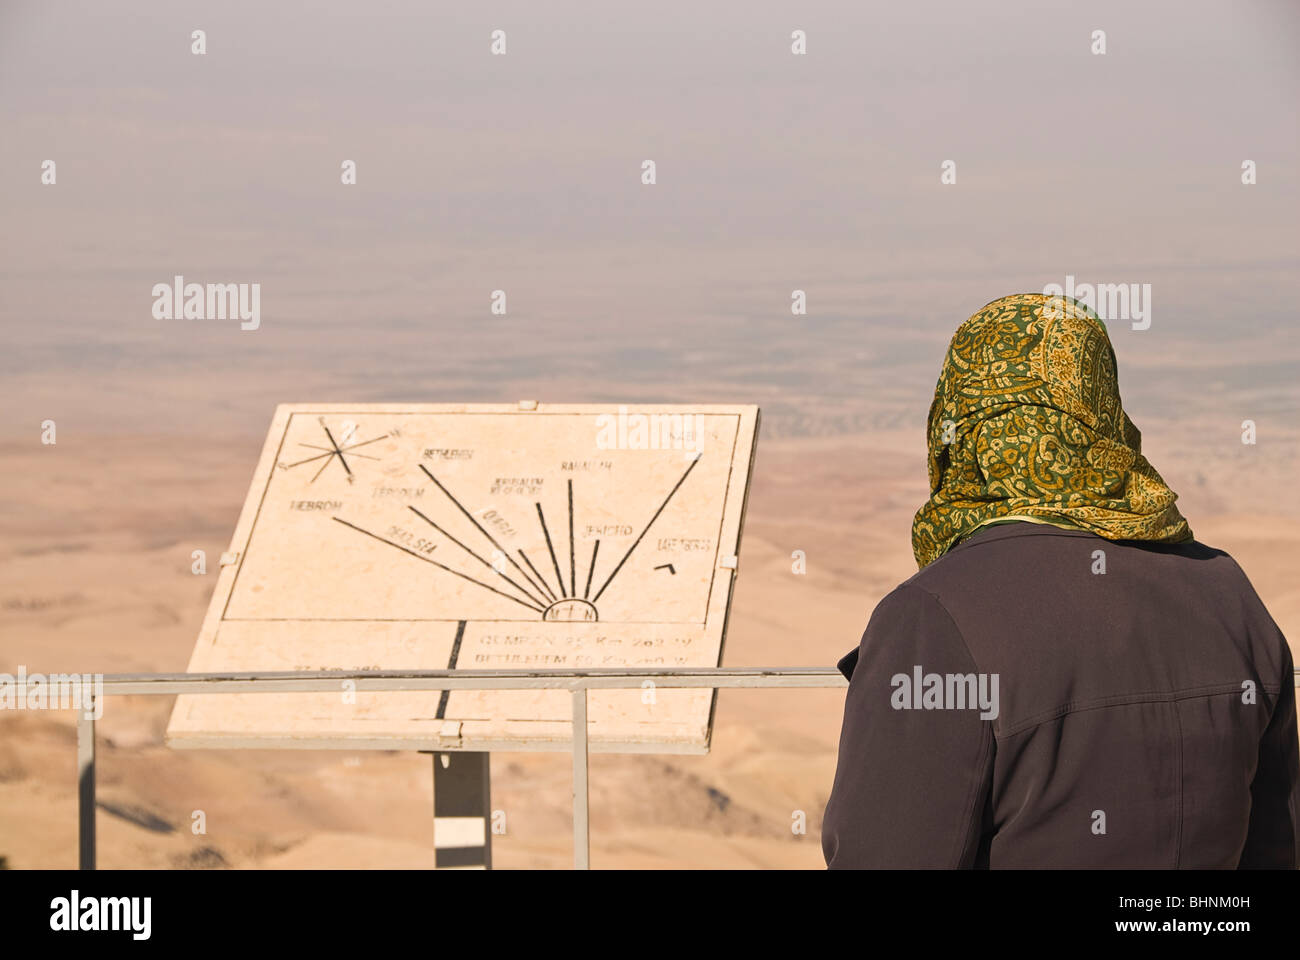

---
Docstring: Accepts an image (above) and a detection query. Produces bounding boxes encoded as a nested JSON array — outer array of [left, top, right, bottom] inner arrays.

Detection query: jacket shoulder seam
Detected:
[[998, 683, 1281, 740]]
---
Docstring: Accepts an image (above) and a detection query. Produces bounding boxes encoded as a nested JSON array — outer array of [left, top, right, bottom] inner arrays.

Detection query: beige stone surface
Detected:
[[166, 404, 759, 752]]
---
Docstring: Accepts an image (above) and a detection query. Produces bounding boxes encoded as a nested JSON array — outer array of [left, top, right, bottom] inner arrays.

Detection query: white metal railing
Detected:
[[10, 665, 1298, 870], [30, 667, 848, 869]]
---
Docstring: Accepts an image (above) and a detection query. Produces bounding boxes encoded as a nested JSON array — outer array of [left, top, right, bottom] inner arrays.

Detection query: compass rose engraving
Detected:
[[278, 417, 390, 484]]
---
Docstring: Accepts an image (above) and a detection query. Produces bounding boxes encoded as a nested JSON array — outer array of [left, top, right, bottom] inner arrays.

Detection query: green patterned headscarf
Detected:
[[911, 293, 1192, 568]]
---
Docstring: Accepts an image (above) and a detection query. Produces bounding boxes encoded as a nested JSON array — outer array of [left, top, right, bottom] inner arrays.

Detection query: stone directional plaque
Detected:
[[166, 403, 760, 754]]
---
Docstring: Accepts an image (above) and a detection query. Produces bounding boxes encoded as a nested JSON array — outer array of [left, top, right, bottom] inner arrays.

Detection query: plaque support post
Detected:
[[429, 751, 492, 869]]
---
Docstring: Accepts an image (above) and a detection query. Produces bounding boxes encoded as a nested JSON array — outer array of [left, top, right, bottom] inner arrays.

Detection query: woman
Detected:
[[822, 293, 1298, 868]]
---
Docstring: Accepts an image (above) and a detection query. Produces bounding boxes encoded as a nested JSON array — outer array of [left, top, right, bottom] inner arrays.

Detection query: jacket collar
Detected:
[[946, 519, 1102, 556]]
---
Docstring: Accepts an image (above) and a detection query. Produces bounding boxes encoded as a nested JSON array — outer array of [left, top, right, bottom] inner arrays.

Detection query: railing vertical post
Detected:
[[572, 686, 590, 870], [77, 701, 96, 870]]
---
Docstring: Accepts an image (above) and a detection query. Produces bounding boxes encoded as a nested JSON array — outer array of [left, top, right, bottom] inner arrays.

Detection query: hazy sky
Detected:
[[2, 0, 1297, 441]]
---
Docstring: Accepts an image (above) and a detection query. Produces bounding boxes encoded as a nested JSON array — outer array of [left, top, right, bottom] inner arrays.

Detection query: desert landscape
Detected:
[[1, 408, 1297, 868]]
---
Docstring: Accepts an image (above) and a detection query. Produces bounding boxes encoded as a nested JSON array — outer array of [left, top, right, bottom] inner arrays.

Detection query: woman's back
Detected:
[[821, 520, 1297, 868]]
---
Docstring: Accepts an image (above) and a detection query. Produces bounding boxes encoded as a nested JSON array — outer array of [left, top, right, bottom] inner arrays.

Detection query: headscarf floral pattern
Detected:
[[912, 293, 1192, 568]]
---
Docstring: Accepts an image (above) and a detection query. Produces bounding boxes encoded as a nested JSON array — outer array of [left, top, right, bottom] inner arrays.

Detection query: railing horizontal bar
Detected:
[[77, 667, 845, 696], [110, 667, 843, 680]]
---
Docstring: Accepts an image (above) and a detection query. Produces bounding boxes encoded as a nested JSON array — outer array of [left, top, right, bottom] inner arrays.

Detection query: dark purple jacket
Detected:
[[822, 521, 1298, 868]]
